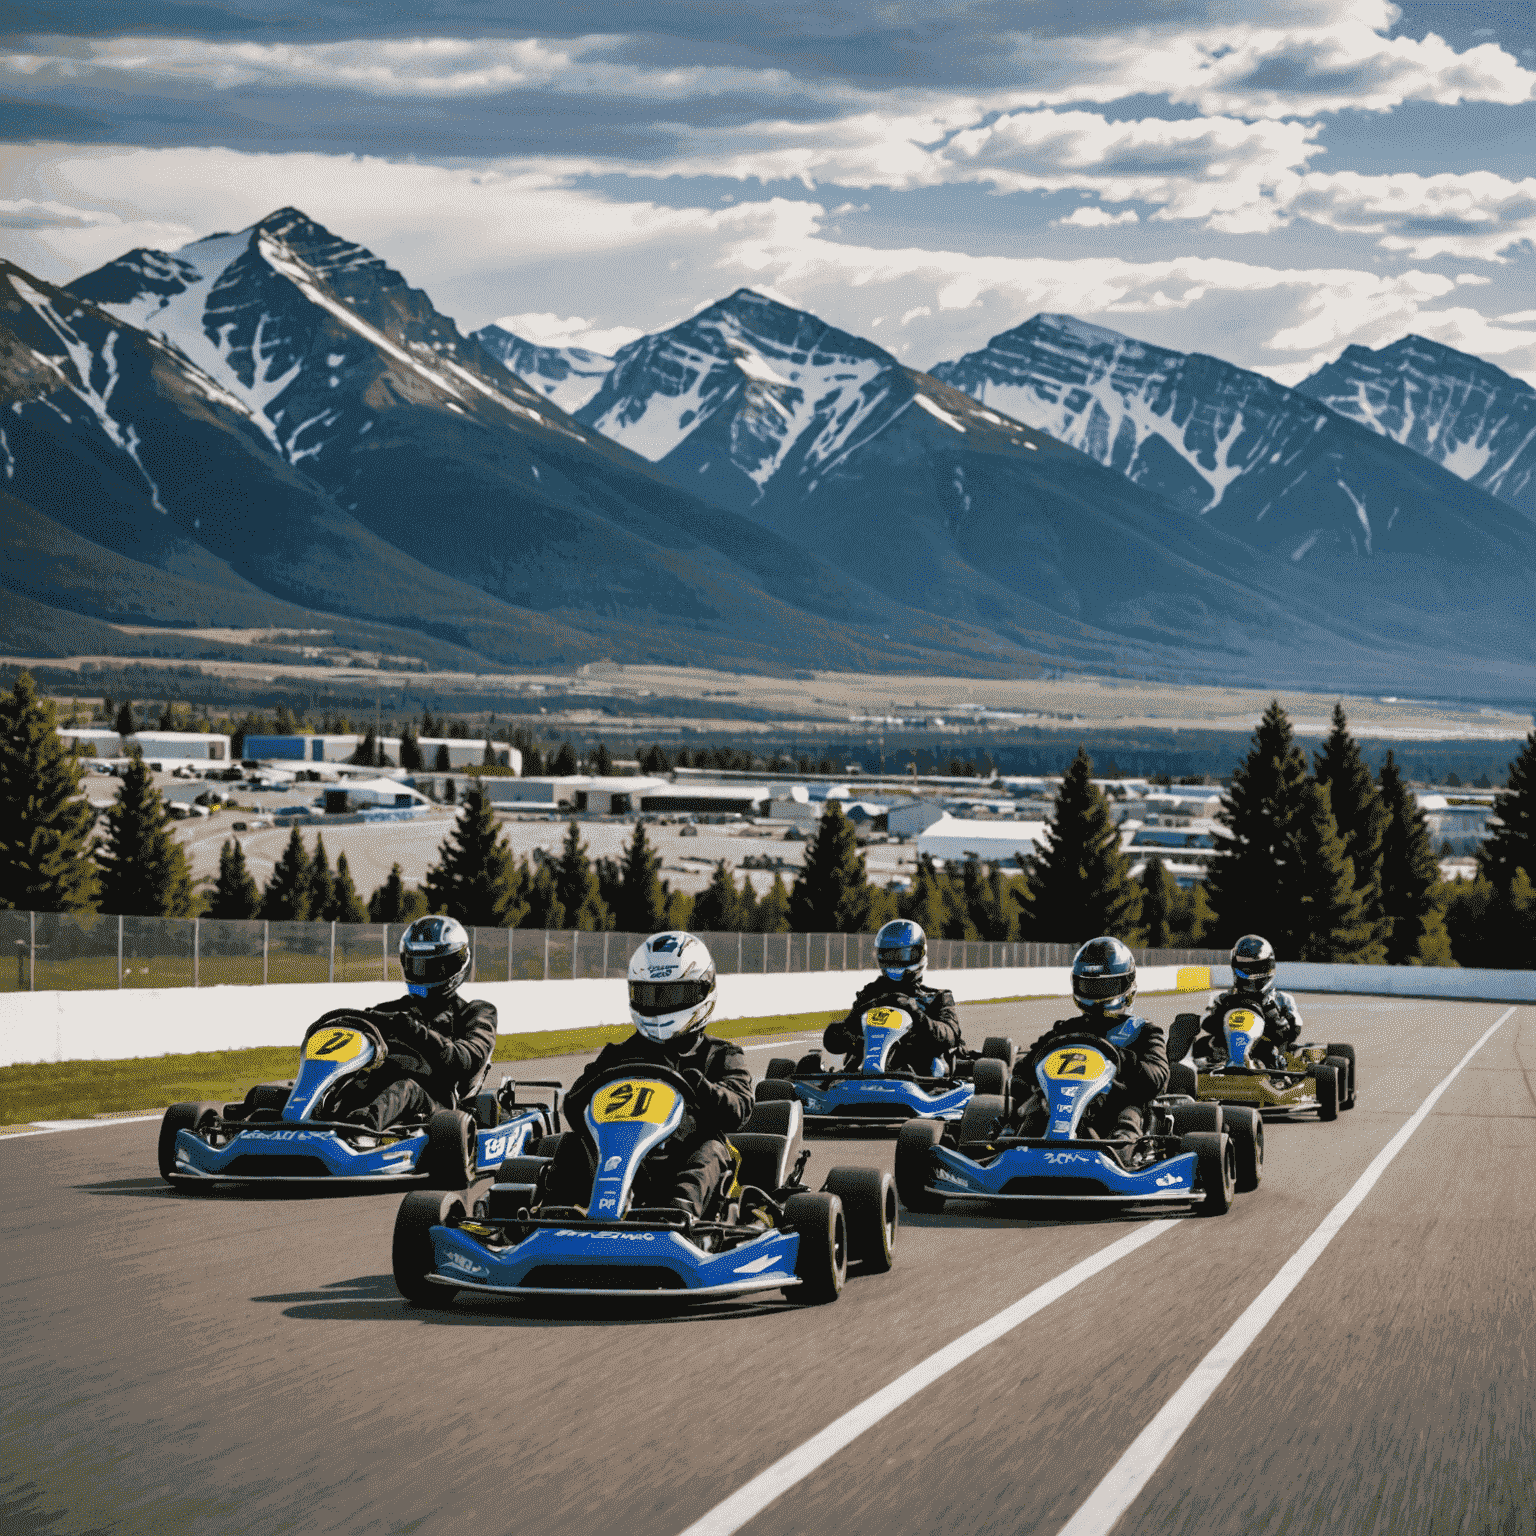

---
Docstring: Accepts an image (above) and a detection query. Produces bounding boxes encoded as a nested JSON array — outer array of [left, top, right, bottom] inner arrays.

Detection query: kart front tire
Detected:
[[895, 1119, 946, 1214], [393, 1190, 465, 1306], [979, 1035, 1017, 1069], [242, 1082, 291, 1116], [1184, 1131, 1235, 1216], [531, 1133, 566, 1159], [794, 1052, 824, 1074], [157, 1101, 221, 1183], [1222, 1105, 1264, 1193], [765, 1058, 798, 1081], [423, 1109, 476, 1189], [1316, 1063, 1341, 1122], [783, 1192, 847, 1304], [823, 1167, 897, 1273], [972, 1059, 1008, 1098], [1167, 1061, 1199, 1099], [958, 1093, 1006, 1147], [1327, 1043, 1357, 1108], [1169, 1102, 1223, 1137], [755, 1079, 799, 1103]]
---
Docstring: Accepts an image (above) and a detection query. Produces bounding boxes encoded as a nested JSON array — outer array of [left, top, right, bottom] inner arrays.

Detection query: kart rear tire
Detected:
[[495, 1154, 549, 1186], [1316, 1063, 1340, 1122], [393, 1190, 465, 1306], [972, 1059, 1008, 1098], [1167, 1061, 1199, 1099], [531, 1133, 566, 1159], [794, 1052, 824, 1074], [1222, 1105, 1264, 1193], [1167, 1012, 1202, 1064], [1169, 1102, 1223, 1137], [1183, 1131, 1235, 1217], [1327, 1043, 1357, 1108], [895, 1119, 946, 1214], [765, 1058, 798, 1082], [472, 1091, 500, 1130], [958, 1093, 1007, 1147], [823, 1167, 897, 1273], [158, 1101, 221, 1183], [783, 1192, 847, 1304], [423, 1109, 476, 1189], [755, 1079, 799, 1103], [979, 1035, 1017, 1069]]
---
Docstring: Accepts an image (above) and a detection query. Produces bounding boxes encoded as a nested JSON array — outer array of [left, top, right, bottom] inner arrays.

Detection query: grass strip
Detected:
[[0, 1011, 841, 1127]]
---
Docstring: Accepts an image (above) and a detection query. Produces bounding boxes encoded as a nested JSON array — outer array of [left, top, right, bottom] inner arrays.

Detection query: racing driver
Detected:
[[1191, 935, 1302, 1069], [822, 919, 962, 1074], [1009, 936, 1169, 1140]]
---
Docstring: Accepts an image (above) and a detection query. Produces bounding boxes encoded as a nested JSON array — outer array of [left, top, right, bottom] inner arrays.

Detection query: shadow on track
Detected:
[[73, 1177, 405, 1201], [901, 1201, 1200, 1229]]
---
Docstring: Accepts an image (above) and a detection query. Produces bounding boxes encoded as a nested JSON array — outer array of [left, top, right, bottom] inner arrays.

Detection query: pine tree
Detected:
[[522, 860, 566, 928], [434, 742, 451, 772], [691, 861, 745, 931], [553, 820, 608, 930], [552, 741, 579, 777], [1478, 731, 1536, 893], [96, 753, 193, 917], [897, 855, 949, 936], [306, 834, 335, 923], [1313, 704, 1389, 960], [592, 741, 613, 777], [1026, 747, 1141, 943], [208, 838, 260, 919], [114, 700, 136, 739], [609, 822, 668, 933], [1206, 701, 1311, 948], [351, 728, 378, 768], [399, 726, 422, 771], [1140, 857, 1174, 949], [1282, 781, 1370, 961], [368, 863, 411, 923], [788, 804, 872, 932], [423, 784, 519, 926], [755, 870, 792, 932], [961, 859, 1018, 941], [483, 739, 499, 767], [331, 851, 367, 922], [260, 826, 312, 920], [1377, 752, 1451, 965], [0, 671, 99, 912]]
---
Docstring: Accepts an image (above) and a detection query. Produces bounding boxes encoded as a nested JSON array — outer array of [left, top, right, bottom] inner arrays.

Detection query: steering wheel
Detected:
[[571, 1061, 700, 1116], [301, 1011, 390, 1065], [1032, 1032, 1124, 1072]]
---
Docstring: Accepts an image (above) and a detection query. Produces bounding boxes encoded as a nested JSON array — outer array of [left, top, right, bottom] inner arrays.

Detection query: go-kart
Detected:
[[392, 1062, 898, 1306], [1167, 1007, 1356, 1122], [755, 1004, 1017, 1128], [157, 1011, 560, 1189], [895, 1032, 1262, 1217]]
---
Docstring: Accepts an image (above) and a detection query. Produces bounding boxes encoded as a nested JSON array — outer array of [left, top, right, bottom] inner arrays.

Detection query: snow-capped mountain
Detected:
[[929, 314, 1530, 569], [474, 324, 613, 415], [1296, 336, 1536, 518]]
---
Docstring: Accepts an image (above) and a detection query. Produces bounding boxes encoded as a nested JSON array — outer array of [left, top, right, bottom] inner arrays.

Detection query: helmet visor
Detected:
[[876, 942, 923, 969], [1233, 959, 1275, 983], [402, 950, 465, 985], [1075, 972, 1131, 1001], [630, 978, 712, 1017]]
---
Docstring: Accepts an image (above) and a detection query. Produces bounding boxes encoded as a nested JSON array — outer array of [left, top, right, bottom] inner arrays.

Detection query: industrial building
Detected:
[[913, 814, 1047, 865], [57, 727, 232, 761], [242, 734, 519, 771], [321, 778, 432, 815]]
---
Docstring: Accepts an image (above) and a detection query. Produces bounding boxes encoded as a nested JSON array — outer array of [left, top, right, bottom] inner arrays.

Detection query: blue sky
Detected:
[[2, 1, 1533, 382]]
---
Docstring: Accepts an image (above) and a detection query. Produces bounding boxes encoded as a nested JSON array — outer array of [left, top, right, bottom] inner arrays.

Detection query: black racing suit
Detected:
[[329, 992, 498, 1130], [823, 977, 962, 1074], [1194, 988, 1302, 1070], [1010, 1014, 1170, 1140], [547, 1031, 753, 1216]]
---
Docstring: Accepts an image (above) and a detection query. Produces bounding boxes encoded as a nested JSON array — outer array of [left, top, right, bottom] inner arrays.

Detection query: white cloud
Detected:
[[1056, 206, 1141, 228], [900, 305, 932, 325], [490, 310, 642, 354]]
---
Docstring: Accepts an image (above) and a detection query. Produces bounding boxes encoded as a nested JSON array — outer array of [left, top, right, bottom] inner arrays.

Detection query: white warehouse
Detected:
[[914, 814, 1047, 866]]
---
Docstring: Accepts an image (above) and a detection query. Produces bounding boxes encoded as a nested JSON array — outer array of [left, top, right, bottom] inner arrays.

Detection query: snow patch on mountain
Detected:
[[474, 325, 613, 415]]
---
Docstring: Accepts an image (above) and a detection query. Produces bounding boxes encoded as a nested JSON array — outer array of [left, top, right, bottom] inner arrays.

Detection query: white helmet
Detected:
[[627, 931, 716, 1043]]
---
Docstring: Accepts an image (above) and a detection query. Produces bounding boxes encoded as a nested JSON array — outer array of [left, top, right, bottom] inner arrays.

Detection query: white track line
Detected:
[[2, 1114, 160, 1141], [1055, 1003, 1518, 1536], [740, 1039, 807, 1052], [676, 1220, 1177, 1536]]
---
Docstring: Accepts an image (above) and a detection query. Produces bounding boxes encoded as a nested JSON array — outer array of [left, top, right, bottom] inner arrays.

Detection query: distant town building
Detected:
[[244, 734, 519, 771], [57, 727, 231, 761]]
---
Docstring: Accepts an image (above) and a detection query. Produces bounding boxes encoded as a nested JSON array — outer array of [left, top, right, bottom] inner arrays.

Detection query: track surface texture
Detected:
[[4, 994, 1532, 1536]]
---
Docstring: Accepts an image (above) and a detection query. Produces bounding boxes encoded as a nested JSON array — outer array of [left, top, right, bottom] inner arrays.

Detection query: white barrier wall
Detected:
[[1276, 962, 1536, 1003], [0, 965, 1207, 1067]]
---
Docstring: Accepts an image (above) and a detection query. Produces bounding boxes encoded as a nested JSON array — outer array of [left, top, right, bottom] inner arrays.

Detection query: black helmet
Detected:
[[1072, 936, 1137, 1019], [875, 919, 926, 986], [1230, 935, 1276, 996], [400, 916, 471, 1001]]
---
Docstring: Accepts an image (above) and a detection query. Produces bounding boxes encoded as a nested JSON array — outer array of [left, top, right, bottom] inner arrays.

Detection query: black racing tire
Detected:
[[393, 1190, 465, 1306], [972, 1058, 1008, 1098], [1316, 1063, 1340, 1122], [1222, 1105, 1264, 1193], [765, 1057, 798, 1082], [1327, 1043, 1357, 1108], [823, 1167, 897, 1273], [472, 1091, 501, 1131], [794, 1052, 824, 1074], [495, 1154, 549, 1186], [741, 1098, 801, 1143], [895, 1118, 946, 1214], [1167, 1061, 1199, 1099], [783, 1192, 847, 1303], [958, 1093, 1007, 1147], [242, 1082, 292, 1116], [1169, 1102, 1223, 1137], [1167, 1012, 1202, 1063], [979, 1035, 1017, 1069], [755, 1079, 799, 1103], [157, 1101, 221, 1183], [1183, 1131, 1235, 1216], [422, 1108, 476, 1189], [531, 1133, 566, 1159]]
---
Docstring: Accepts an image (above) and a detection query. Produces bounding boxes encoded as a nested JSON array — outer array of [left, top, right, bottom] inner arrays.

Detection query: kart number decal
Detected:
[[592, 1080, 678, 1124], [304, 1027, 365, 1062], [1041, 1047, 1108, 1080], [865, 1007, 903, 1029], [1224, 1010, 1258, 1032]]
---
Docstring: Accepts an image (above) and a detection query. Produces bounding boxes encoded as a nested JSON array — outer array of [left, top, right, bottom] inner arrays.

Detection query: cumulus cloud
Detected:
[[1055, 206, 1141, 228], [489, 310, 642, 353]]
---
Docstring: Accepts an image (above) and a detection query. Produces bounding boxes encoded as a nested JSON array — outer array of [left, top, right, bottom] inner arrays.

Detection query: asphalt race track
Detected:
[[4, 994, 1533, 1536]]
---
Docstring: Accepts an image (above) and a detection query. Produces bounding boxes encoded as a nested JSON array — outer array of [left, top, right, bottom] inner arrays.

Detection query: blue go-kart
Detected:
[[894, 1032, 1262, 1217], [756, 1005, 1017, 1129], [391, 1063, 898, 1307], [157, 1012, 560, 1189]]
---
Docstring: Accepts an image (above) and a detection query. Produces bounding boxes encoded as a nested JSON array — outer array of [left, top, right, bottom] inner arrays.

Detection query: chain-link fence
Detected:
[[0, 909, 1226, 993]]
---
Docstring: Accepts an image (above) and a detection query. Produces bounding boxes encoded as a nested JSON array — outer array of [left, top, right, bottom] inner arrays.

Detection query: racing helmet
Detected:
[[1072, 936, 1137, 1020], [1231, 935, 1277, 996], [399, 915, 471, 1001], [875, 919, 926, 986], [628, 931, 717, 1043]]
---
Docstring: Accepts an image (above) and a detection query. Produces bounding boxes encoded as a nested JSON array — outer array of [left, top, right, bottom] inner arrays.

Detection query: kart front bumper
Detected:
[[1196, 1072, 1319, 1114], [172, 1126, 427, 1181], [791, 1075, 972, 1124], [921, 1143, 1203, 1204]]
